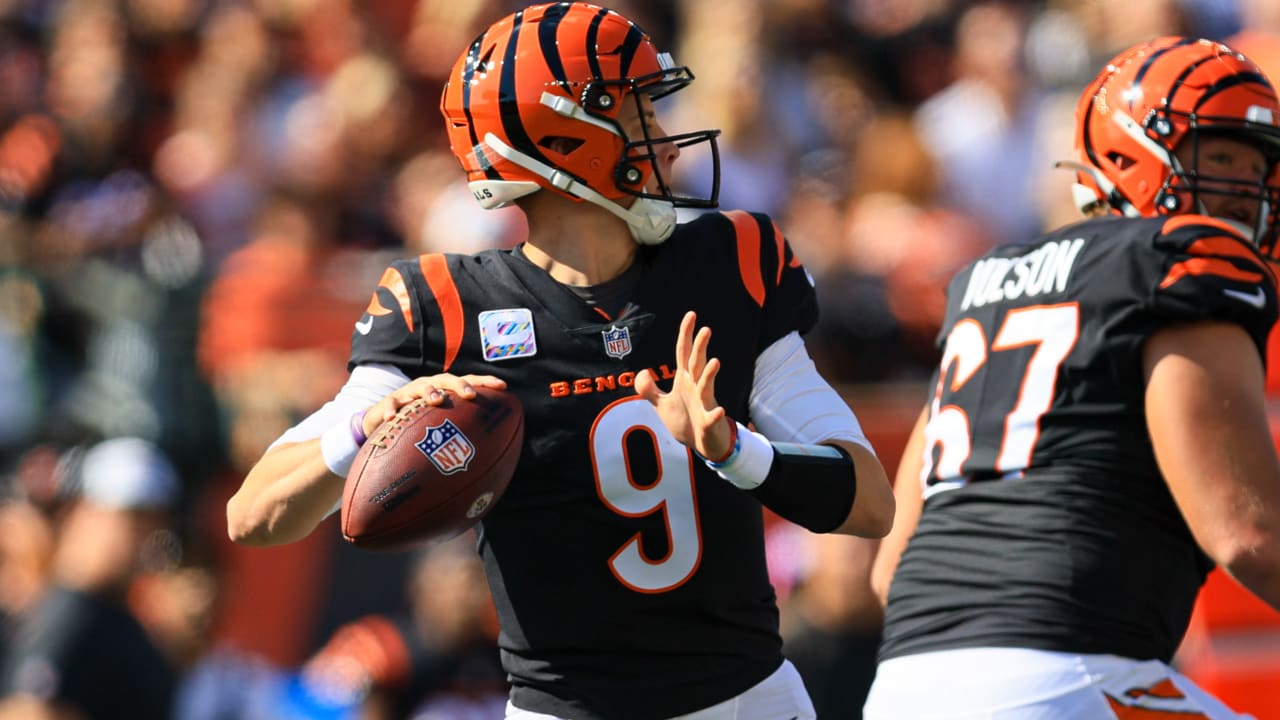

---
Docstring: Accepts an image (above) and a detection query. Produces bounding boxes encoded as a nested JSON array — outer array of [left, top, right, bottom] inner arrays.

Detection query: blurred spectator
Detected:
[[1064, 0, 1192, 64], [805, 110, 988, 383], [277, 533, 506, 720], [913, 1, 1045, 246], [0, 437, 180, 719], [136, 548, 285, 720], [1229, 0, 1280, 81], [0, 445, 63, 663], [670, 0, 791, 217]]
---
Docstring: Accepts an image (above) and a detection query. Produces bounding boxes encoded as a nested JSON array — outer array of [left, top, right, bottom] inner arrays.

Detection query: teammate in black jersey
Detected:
[[224, 4, 894, 719], [864, 36, 1280, 719]]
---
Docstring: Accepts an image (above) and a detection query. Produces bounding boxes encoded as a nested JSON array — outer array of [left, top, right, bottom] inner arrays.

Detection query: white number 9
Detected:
[[591, 397, 703, 593]]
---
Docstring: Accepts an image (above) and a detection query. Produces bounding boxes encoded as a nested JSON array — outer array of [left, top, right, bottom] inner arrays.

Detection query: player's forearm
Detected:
[[226, 440, 345, 546], [870, 407, 928, 605], [830, 441, 894, 538], [703, 424, 891, 536]]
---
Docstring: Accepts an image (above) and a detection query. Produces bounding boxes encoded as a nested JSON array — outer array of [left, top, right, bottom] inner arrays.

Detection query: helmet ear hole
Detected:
[[1107, 152, 1135, 170], [538, 136, 585, 155]]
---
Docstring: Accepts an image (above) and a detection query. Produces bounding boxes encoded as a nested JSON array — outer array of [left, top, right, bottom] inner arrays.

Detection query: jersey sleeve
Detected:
[[348, 257, 433, 374], [719, 210, 819, 348], [1146, 215, 1279, 356]]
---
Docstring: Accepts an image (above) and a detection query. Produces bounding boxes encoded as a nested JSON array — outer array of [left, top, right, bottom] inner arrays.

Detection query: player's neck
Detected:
[[520, 239, 637, 287], [521, 195, 638, 287]]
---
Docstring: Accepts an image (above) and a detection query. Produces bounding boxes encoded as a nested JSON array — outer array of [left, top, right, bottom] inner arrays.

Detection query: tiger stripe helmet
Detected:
[[1068, 36, 1280, 258], [439, 2, 721, 244]]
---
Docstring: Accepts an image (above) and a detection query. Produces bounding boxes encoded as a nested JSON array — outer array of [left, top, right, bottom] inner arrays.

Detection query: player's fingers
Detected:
[[689, 325, 712, 379], [697, 357, 722, 408], [460, 374, 508, 390], [674, 311, 696, 370], [437, 374, 508, 399], [634, 368, 663, 404], [386, 374, 458, 410]]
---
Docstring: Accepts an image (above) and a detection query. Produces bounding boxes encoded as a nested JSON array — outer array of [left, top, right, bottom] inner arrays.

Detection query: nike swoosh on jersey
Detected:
[[1223, 287, 1266, 309], [355, 316, 374, 334]]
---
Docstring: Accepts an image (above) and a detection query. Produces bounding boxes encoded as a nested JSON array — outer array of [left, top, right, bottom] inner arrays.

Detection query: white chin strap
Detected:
[[479, 133, 677, 245]]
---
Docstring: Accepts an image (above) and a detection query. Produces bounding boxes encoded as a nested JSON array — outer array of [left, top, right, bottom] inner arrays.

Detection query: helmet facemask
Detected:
[[582, 66, 722, 211], [1154, 108, 1280, 258]]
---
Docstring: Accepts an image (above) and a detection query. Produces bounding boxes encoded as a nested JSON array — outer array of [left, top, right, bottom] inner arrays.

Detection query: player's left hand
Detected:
[[636, 311, 734, 460]]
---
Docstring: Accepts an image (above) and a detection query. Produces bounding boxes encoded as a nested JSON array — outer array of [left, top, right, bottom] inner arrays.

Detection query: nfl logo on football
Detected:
[[415, 420, 475, 475], [602, 325, 632, 359]]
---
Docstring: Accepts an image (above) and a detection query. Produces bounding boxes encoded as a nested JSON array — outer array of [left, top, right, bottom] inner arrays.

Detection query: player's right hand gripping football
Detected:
[[361, 373, 508, 436], [635, 311, 734, 461]]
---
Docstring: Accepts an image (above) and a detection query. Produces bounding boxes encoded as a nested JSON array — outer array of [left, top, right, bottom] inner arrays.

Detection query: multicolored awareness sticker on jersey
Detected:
[[602, 325, 632, 359], [478, 308, 536, 361], [416, 419, 474, 475]]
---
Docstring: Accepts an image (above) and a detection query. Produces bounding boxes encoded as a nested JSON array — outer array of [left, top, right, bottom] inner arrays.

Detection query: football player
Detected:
[[864, 37, 1280, 719], [225, 3, 894, 719]]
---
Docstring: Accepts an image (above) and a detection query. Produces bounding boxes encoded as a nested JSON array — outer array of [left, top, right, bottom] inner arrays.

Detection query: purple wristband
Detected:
[[349, 409, 369, 447]]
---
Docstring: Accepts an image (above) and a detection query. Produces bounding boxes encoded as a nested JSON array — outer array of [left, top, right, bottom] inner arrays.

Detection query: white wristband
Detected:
[[702, 422, 774, 490], [320, 419, 361, 477]]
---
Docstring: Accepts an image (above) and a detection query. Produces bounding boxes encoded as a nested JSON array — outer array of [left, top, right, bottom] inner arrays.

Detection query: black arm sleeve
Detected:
[[747, 443, 856, 533]]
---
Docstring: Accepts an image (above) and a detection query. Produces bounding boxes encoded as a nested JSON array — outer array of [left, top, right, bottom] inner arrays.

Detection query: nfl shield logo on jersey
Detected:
[[415, 420, 475, 475], [602, 325, 632, 359]]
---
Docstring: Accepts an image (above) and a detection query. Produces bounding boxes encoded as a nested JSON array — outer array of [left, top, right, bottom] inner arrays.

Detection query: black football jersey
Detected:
[[879, 214, 1278, 664], [348, 211, 817, 719]]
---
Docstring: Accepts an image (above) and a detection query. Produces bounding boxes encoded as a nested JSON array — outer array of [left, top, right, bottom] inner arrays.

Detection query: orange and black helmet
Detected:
[[439, 2, 721, 244], [1068, 36, 1280, 257]]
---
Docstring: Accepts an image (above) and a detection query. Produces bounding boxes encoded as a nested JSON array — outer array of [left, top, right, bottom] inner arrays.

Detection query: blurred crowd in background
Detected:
[[1, 0, 1279, 717]]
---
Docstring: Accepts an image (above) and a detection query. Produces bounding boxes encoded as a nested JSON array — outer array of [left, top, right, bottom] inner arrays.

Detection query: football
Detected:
[[341, 387, 524, 550]]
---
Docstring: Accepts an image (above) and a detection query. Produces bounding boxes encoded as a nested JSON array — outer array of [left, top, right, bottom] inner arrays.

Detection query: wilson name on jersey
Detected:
[[348, 211, 816, 720], [881, 214, 1278, 665]]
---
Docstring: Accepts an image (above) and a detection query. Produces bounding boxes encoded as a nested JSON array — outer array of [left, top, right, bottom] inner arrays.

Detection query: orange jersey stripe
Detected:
[[1159, 216, 1277, 286], [369, 267, 413, 331], [1162, 214, 1250, 242], [1159, 256, 1265, 289], [419, 254, 465, 372], [724, 210, 765, 308], [1185, 235, 1263, 263], [769, 218, 787, 285], [1184, 237, 1278, 286]]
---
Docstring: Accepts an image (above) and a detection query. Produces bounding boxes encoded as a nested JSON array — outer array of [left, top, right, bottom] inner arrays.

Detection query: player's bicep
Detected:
[[748, 332, 870, 451], [1143, 322, 1280, 571]]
